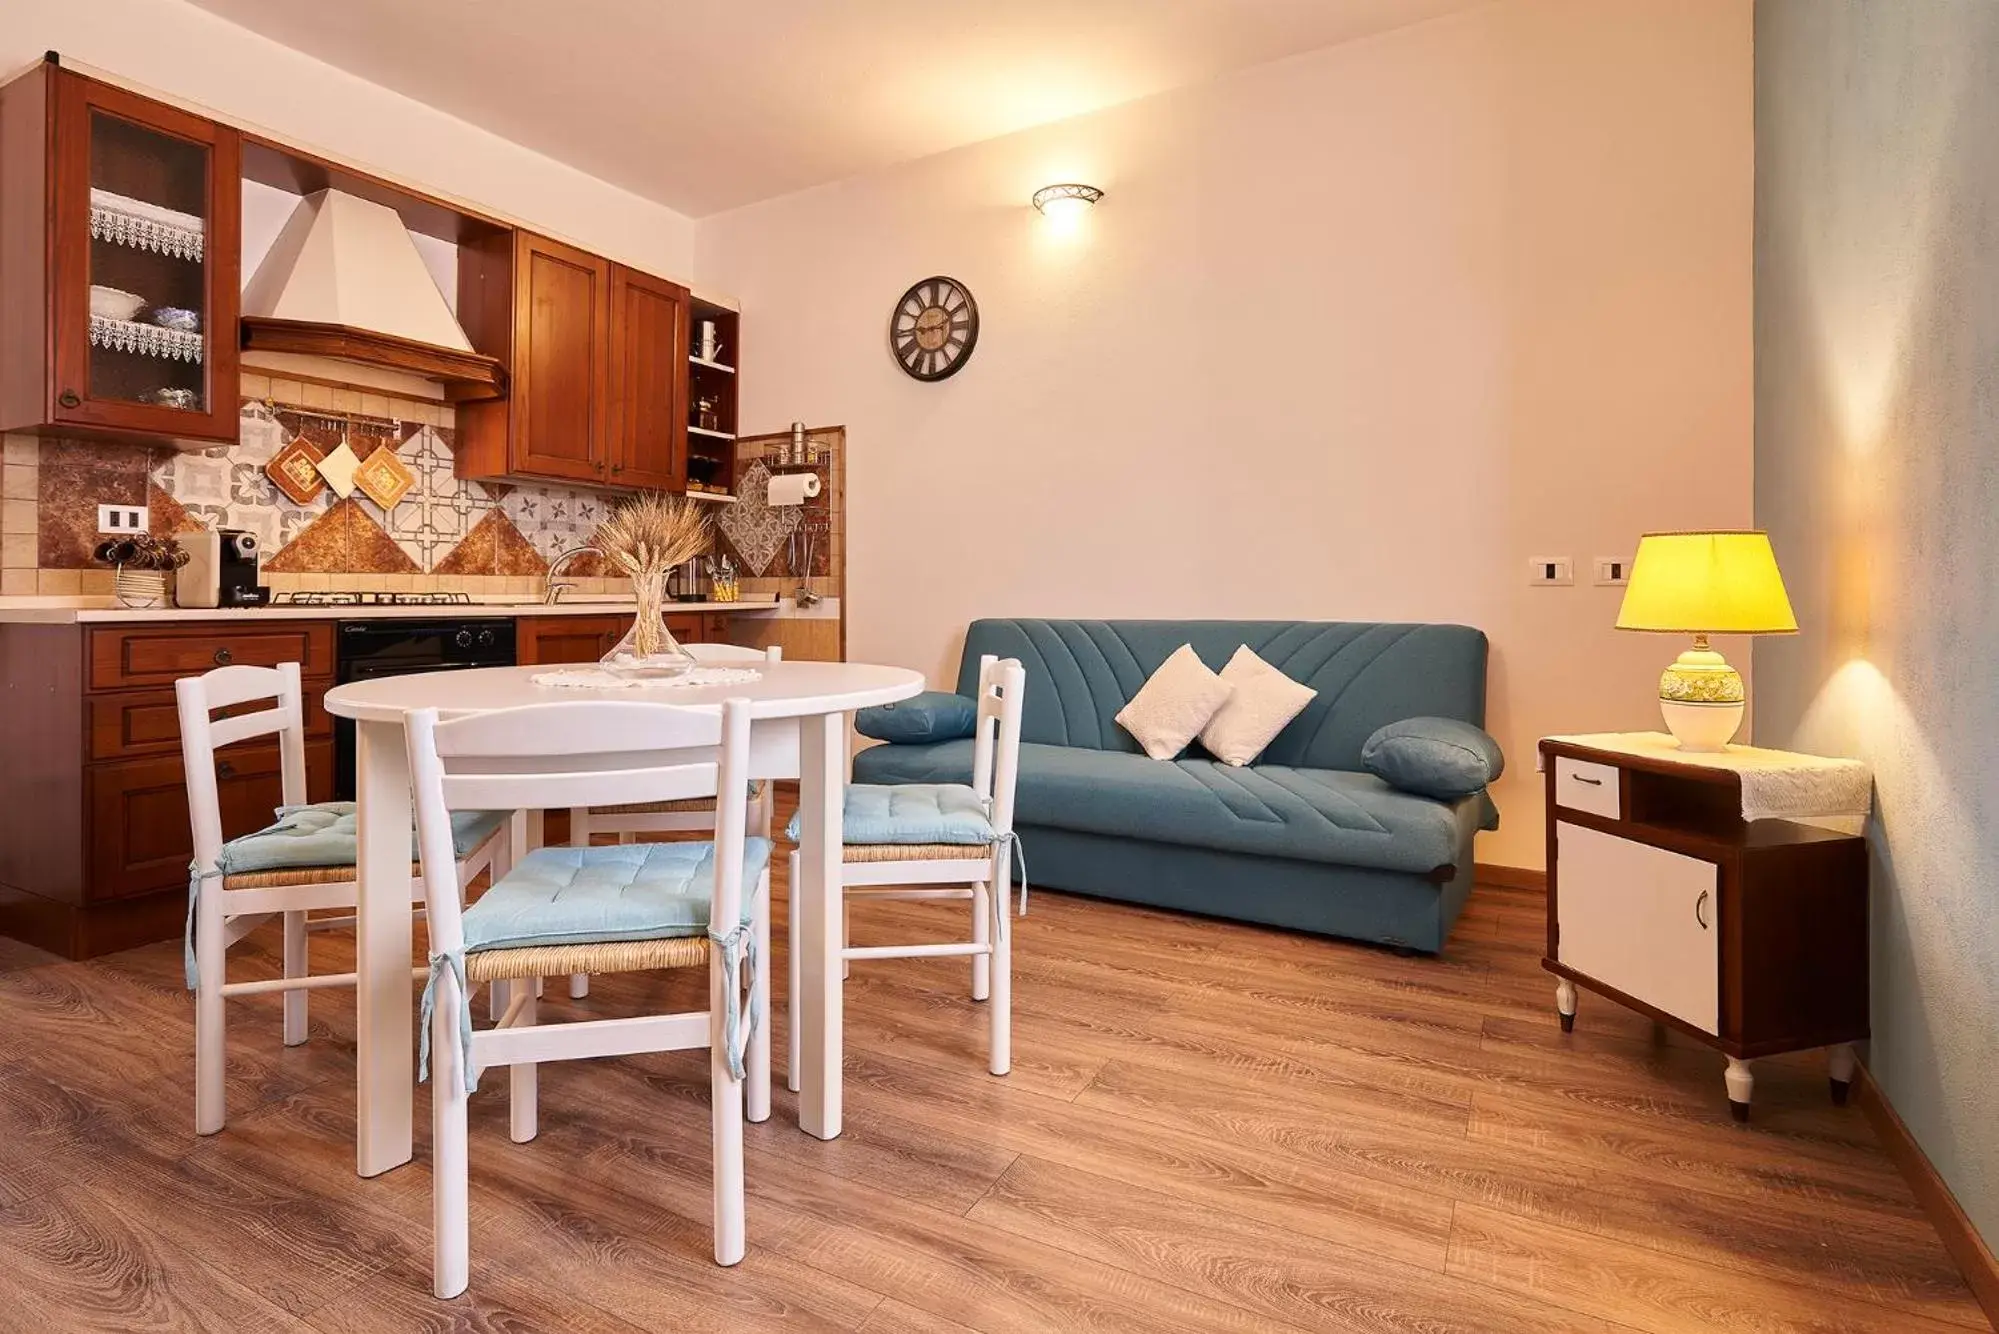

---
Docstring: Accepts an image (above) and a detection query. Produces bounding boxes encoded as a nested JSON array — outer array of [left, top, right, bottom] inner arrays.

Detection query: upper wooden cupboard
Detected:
[[0, 57, 243, 445], [456, 229, 691, 489]]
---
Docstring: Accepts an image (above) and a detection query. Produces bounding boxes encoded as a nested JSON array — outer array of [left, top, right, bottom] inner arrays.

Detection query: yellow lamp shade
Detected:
[[1616, 531, 1798, 635]]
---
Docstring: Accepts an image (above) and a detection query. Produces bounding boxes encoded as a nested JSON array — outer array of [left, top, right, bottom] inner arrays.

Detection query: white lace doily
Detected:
[[530, 666, 763, 690]]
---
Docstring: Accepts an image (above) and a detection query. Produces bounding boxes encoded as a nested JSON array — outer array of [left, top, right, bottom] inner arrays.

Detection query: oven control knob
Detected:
[[454, 629, 474, 649], [476, 628, 496, 649]]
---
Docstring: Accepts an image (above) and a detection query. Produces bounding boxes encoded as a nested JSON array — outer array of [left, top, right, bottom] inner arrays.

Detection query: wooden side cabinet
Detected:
[[0, 56, 242, 445], [1540, 737, 1869, 1121]]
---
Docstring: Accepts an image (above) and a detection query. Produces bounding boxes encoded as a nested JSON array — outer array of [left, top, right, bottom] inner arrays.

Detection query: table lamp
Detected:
[[1615, 531, 1797, 751]]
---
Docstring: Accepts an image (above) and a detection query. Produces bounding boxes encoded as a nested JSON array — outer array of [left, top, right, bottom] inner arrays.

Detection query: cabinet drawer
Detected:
[[1555, 821, 1718, 1034], [87, 683, 332, 761], [1553, 757, 1621, 819], [86, 740, 334, 900], [88, 623, 334, 691]]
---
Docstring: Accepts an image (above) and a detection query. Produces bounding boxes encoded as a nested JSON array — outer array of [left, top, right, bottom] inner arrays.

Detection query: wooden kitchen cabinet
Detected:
[[517, 611, 716, 665], [0, 620, 335, 958], [0, 56, 242, 445], [457, 232, 693, 489], [608, 264, 690, 489]]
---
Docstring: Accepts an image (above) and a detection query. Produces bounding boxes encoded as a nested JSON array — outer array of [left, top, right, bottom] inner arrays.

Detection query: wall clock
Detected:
[[890, 276, 978, 381]]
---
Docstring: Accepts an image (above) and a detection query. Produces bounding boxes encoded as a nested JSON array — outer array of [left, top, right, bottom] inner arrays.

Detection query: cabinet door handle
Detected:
[[213, 647, 233, 666], [58, 389, 81, 409], [1570, 775, 1603, 786], [216, 760, 235, 779], [1695, 889, 1710, 930]]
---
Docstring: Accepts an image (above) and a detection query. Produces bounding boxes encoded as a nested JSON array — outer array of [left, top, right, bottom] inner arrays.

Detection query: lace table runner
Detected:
[[529, 666, 763, 690]]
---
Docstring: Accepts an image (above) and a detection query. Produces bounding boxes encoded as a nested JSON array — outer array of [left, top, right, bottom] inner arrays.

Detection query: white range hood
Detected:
[[240, 189, 504, 400]]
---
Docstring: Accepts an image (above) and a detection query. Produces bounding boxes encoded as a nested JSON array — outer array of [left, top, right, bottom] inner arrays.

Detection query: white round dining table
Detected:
[[325, 660, 924, 1178]]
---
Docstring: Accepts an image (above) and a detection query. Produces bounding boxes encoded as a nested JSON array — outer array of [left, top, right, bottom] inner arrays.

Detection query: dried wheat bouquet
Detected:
[[593, 492, 712, 657]]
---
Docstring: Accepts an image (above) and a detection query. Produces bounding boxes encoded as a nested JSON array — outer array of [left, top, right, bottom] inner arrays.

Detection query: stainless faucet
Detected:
[[543, 545, 599, 604]]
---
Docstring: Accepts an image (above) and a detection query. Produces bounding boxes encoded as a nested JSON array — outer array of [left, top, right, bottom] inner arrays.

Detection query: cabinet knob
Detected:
[[216, 759, 235, 779], [213, 647, 233, 666], [58, 389, 81, 409]]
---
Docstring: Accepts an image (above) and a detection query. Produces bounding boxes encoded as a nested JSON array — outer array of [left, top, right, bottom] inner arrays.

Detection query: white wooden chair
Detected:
[[787, 655, 1025, 1085], [569, 643, 781, 847], [178, 661, 512, 1136], [407, 695, 771, 1298]]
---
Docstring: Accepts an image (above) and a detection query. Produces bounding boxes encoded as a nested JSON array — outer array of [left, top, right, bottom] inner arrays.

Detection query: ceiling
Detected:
[[184, 0, 1488, 217]]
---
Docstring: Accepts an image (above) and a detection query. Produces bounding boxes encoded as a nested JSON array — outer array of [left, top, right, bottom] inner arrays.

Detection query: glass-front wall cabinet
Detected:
[[51, 70, 240, 442]]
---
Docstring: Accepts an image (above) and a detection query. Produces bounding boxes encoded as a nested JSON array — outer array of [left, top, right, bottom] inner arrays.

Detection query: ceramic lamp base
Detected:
[[1658, 637, 1744, 752]]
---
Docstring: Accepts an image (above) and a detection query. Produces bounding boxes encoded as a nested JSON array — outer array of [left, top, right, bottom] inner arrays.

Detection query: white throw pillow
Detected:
[[1199, 645, 1319, 766], [1115, 644, 1234, 760]]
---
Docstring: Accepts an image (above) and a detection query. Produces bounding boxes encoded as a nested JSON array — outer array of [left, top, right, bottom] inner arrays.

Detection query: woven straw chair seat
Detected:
[[220, 863, 417, 890], [463, 935, 709, 983], [596, 797, 716, 815], [842, 842, 995, 865]]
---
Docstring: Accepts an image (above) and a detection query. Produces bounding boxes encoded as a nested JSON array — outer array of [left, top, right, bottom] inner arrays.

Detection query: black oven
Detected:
[[333, 618, 517, 798]]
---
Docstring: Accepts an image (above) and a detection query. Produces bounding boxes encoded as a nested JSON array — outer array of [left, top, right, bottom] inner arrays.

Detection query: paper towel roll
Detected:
[[767, 471, 822, 506]]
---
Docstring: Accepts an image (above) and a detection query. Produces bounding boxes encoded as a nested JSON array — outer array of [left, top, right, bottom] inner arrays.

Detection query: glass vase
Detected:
[[600, 572, 696, 678]]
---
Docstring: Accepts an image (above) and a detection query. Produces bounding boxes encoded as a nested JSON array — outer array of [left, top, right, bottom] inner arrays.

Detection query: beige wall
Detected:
[[4, 0, 695, 280], [696, 0, 1754, 868]]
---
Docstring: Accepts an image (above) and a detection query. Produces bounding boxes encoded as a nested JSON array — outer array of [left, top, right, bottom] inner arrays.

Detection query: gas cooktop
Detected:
[[271, 591, 474, 607]]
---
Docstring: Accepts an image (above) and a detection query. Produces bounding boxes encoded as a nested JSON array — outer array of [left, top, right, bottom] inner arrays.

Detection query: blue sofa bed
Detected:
[[850, 619, 1499, 953]]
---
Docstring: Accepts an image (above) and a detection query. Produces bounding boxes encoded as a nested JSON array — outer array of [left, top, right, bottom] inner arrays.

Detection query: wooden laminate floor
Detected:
[[0, 809, 1985, 1332]]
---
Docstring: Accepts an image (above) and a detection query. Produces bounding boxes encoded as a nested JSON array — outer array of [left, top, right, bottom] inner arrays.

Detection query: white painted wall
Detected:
[[4, 0, 694, 280], [697, 0, 1755, 868]]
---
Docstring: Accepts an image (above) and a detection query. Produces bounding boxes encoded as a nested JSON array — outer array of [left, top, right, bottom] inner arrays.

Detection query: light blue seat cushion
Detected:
[[855, 691, 979, 744], [216, 801, 507, 874], [461, 838, 773, 953], [1361, 716, 1505, 799], [852, 740, 1495, 875], [784, 782, 996, 845]]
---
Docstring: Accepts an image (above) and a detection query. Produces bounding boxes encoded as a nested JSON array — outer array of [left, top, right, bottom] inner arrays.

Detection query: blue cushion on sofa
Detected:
[[784, 782, 995, 845], [1360, 717, 1505, 799], [856, 691, 979, 744], [853, 739, 1493, 875], [461, 838, 772, 953]]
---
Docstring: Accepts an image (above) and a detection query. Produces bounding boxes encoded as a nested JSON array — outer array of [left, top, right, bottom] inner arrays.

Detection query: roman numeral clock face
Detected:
[[890, 276, 978, 381]]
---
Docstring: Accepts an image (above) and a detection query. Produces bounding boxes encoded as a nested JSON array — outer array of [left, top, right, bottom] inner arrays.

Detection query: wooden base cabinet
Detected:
[[0, 621, 334, 958], [517, 611, 725, 665], [1541, 738, 1869, 1122]]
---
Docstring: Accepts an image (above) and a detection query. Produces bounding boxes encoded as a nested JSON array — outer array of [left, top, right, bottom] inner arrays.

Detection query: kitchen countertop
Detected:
[[0, 596, 785, 625]]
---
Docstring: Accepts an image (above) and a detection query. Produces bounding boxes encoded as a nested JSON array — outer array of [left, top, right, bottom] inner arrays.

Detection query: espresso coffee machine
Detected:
[[177, 528, 268, 608]]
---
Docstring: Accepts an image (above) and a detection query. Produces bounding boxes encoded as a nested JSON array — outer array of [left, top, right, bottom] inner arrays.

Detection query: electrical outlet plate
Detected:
[[97, 503, 148, 535], [1528, 555, 1573, 587], [1594, 556, 1631, 587]]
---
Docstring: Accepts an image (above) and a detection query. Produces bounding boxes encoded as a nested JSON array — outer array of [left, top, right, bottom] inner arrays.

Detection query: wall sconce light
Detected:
[[1032, 183, 1104, 222]]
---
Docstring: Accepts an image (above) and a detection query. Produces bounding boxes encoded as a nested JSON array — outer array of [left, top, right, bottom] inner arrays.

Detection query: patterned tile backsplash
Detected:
[[0, 376, 845, 599]]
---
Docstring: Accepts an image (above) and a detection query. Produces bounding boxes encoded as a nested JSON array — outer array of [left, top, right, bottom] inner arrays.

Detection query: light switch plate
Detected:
[[97, 503, 148, 534], [1594, 556, 1631, 586], [1529, 556, 1573, 586]]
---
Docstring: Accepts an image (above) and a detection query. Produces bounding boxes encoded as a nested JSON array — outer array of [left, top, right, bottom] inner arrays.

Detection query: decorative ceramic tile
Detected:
[[265, 437, 325, 505], [434, 509, 549, 576], [383, 424, 494, 570], [500, 484, 608, 564], [263, 496, 420, 573], [714, 461, 800, 577], [35, 438, 162, 568], [316, 442, 360, 498], [353, 446, 414, 509]]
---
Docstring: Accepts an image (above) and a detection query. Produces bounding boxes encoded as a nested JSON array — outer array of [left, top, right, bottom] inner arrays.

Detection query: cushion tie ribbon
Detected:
[[707, 919, 761, 1082], [419, 950, 478, 1094], [183, 862, 227, 990]]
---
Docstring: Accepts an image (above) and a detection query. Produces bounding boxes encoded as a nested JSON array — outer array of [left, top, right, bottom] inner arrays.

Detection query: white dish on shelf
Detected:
[[90, 285, 147, 321]]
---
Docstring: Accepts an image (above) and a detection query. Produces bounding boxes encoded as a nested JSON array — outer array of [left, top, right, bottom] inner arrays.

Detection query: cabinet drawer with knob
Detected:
[[88, 624, 335, 691]]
